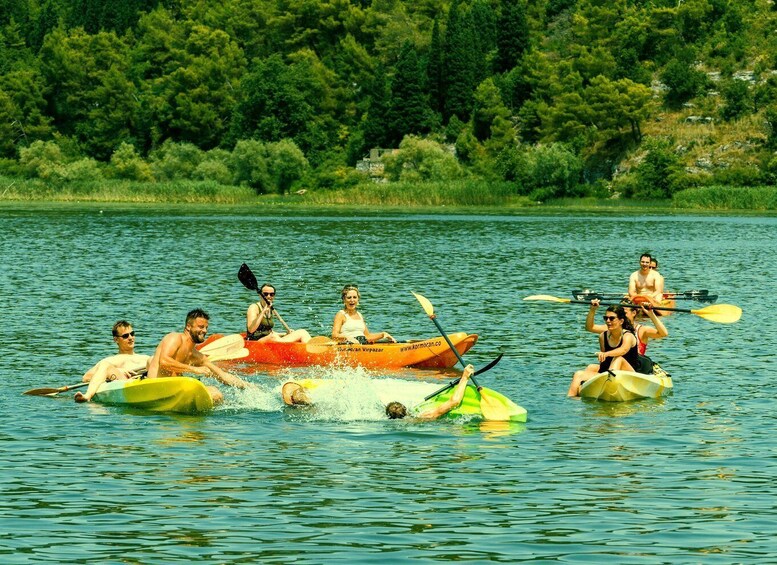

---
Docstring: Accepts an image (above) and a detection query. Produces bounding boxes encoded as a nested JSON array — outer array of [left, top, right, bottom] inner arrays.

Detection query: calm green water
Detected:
[[1, 204, 774, 562]]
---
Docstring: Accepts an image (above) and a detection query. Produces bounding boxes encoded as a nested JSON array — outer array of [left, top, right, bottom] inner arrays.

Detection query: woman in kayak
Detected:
[[584, 299, 668, 354], [246, 283, 312, 343], [568, 304, 653, 397], [332, 284, 396, 345]]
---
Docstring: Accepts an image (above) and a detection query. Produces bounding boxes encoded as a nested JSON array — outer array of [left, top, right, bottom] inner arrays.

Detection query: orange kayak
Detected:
[[201, 332, 478, 369]]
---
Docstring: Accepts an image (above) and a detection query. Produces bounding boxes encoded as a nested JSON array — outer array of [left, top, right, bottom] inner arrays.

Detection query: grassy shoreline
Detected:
[[2, 176, 775, 213]]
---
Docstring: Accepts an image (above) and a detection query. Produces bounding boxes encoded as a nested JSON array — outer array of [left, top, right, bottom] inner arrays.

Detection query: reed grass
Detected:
[[0, 176, 256, 203], [302, 180, 534, 207], [673, 185, 777, 210]]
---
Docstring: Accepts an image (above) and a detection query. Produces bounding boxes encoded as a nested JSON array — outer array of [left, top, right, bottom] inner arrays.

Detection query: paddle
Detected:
[[524, 295, 742, 324], [23, 348, 249, 397], [412, 292, 510, 420], [200, 333, 245, 356], [573, 289, 717, 303], [237, 263, 293, 334], [423, 353, 505, 401]]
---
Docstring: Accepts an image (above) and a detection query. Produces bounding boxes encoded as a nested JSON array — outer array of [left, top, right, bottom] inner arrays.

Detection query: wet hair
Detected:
[[186, 308, 209, 326], [260, 283, 276, 293], [112, 320, 132, 336], [605, 305, 635, 333], [291, 390, 311, 406], [341, 284, 360, 301], [385, 401, 407, 419]]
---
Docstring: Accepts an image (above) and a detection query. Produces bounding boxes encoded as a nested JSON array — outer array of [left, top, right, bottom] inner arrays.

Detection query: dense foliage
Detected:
[[1, 0, 777, 198]]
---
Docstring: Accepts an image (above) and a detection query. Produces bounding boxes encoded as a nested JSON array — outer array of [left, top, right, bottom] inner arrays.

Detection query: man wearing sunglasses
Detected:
[[76, 320, 151, 402]]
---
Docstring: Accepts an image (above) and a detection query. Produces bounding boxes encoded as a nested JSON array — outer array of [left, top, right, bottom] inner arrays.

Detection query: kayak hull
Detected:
[[414, 385, 527, 422], [202, 332, 477, 369], [92, 377, 214, 414], [579, 370, 673, 402]]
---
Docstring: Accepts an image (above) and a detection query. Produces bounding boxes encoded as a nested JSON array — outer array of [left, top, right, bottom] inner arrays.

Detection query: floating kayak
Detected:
[[414, 385, 527, 422], [201, 332, 477, 369], [92, 377, 214, 414], [579, 370, 673, 402]]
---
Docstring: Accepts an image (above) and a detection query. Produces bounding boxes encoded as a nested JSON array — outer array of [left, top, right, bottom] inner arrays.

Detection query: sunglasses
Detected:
[[603, 316, 618, 322], [262, 292, 275, 297], [117, 331, 135, 339]]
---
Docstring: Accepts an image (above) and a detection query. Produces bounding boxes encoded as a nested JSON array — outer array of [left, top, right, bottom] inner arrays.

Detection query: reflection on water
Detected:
[[1, 207, 775, 562]]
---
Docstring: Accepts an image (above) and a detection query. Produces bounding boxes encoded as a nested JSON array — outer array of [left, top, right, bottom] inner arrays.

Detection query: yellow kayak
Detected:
[[579, 370, 673, 402], [92, 377, 214, 414]]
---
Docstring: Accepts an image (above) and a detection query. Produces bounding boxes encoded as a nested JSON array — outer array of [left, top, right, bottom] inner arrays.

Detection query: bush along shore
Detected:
[[2, 173, 775, 211]]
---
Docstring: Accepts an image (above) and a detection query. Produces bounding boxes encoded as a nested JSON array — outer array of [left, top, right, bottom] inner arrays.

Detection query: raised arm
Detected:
[[417, 365, 474, 420], [585, 299, 606, 334], [640, 305, 668, 340]]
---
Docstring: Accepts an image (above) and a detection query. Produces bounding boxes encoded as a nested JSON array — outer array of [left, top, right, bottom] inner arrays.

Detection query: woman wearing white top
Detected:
[[332, 285, 396, 344]]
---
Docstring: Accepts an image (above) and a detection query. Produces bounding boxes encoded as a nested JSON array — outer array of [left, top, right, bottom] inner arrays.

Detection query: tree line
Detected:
[[2, 0, 777, 199]]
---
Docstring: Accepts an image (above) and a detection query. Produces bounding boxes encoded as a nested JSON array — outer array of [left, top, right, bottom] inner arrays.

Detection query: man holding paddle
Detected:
[[146, 308, 252, 404], [75, 320, 151, 402]]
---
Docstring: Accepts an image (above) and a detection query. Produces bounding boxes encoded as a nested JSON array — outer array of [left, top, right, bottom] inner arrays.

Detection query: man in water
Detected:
[[282, 365, 476, 421], [146, 308, 252, 404], [75, 320, 151, 402], [628, 252, 664, 306]]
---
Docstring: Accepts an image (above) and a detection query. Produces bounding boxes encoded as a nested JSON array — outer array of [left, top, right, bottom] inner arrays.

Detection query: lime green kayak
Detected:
[[92, 377, 214, 414], [414, 384, 527, 422], [579, 370, 673, 402]]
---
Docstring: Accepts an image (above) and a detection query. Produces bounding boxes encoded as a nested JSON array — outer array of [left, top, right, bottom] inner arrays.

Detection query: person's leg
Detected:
[[609, 356, 635, 372], [276, 329, 312, 343], [75, 364, 124, 402]]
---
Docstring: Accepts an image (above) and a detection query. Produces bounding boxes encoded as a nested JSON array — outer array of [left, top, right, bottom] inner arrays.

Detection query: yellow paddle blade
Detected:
[[479, 391, 514, 421], [523, 295, 572, 303], [412, 292, 435, 317], [306, 335, 338, 353], [692, 304, 742, 324]]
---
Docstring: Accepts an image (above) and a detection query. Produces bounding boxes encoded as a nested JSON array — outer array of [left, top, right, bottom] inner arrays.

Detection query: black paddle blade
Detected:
[[474, 353, 504, 376], [238, 263, 258, 292], [423, 353, 504, 400]]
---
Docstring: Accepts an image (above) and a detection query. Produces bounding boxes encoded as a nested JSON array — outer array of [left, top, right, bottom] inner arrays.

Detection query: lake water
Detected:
[[1, 204, 775, 562]]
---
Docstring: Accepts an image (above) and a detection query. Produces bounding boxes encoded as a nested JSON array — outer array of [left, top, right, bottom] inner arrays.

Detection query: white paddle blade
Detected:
[[200, 334, 245, 354], [412, 292, 435, 317], [207, 347, 249, 362]]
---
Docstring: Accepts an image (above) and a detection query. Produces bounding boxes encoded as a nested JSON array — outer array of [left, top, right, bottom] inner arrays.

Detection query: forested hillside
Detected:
[[2, 0, 777, 202]]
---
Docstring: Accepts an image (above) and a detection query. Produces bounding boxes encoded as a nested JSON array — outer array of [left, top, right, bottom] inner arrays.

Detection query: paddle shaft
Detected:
[[426, 314, 484, 390]]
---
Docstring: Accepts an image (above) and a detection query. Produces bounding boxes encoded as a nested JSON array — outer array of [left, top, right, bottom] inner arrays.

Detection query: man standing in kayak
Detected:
[[282, 365, 476, 421], [628, 252, 664, 306], [146, 308, 252, 404]]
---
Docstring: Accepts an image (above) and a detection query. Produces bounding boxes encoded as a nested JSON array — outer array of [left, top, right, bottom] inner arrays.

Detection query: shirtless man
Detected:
[[76, 320, 151, 402], [146, 308, 252, 404], [628, 252, 664, 306]]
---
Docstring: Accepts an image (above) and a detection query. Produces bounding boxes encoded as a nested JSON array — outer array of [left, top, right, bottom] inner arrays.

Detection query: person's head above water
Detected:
[[385, 401, 408, 419]]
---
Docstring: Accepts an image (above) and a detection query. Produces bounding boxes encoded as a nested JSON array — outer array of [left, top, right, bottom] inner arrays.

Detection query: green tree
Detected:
[[265, 139, 309, 194], [382, 136, 464, 182], [426, 17, 445, 116], [39, 27, 136, 159], [361, 63, 392, 150], [495, 0, 529, 73], [720, 79, 751, 121], [136, 21, 246, 150], [444, 0, 476, 122], [471, 77, 511, 143], [386, 42, 432, 146], [660, 51, 708, 109]]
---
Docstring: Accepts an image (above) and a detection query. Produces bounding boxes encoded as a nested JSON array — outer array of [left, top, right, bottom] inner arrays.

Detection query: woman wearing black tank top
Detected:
[[568, 305, 646, 396]]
